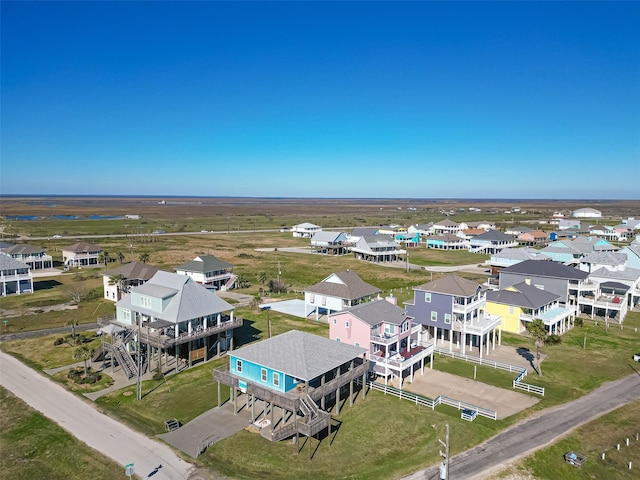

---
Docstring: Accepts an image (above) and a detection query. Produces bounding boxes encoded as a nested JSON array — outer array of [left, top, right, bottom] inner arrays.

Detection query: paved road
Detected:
[[0, 350, 196, 480], [405, 372, 640, 480], [0, 323, 99, 343]]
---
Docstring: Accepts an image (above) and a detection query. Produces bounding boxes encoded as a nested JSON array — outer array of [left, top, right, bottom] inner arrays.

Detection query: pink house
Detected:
[[329, 297, 434, 389]]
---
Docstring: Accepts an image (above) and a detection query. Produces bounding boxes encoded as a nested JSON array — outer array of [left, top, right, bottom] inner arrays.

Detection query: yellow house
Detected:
[[486, 282, 570, 334]]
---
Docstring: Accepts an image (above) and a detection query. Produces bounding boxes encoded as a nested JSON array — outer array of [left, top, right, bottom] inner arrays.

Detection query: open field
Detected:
[[2, 196, 639, 239], [1, 197, 639, 479], [0, 386, 128, 480]]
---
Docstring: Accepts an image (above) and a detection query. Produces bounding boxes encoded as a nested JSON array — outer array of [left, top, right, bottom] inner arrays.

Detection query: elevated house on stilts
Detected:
[[214, 330, 369, 444], [99, 271, 241, 378]]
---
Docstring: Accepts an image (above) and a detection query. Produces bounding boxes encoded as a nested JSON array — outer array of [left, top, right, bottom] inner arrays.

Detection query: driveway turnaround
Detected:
[[405, 373, 640, 480], [0, 351, 195, 480]]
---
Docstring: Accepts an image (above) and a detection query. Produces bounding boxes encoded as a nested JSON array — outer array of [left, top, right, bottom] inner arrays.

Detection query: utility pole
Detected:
[[136, 314, 142, 401], [438, 423, 450, 479], [277, 261, 281, 284]]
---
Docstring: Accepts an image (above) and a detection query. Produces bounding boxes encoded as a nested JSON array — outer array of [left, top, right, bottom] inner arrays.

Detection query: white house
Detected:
[[304, 269, 381, 320], [0, 243, 53, 270], [175, 255, 236, 291], [292, 222, 322, 238], [0, 255, 33, 296], [62, 242, 103, 267], [572, 208, 602, 218], [102, 261, 159, 302]]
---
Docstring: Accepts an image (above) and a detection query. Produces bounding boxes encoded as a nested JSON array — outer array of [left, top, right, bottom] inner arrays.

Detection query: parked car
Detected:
[[52, 234, 63, 238]]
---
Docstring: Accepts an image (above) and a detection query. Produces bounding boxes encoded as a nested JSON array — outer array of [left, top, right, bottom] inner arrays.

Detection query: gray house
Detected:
[[405, 275, 501, 358], [498, 260, 589, 306]]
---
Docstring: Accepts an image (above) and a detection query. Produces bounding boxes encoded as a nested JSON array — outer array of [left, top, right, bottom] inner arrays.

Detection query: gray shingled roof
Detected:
[[589, 266, 640, 282], [415, 275, 482, 296], [580, 251, 627, 266], [486, 282, 559, 309], [0, 255, 30, 270], [342, 298, 407, 326], [103, 261, 159, 281], [175, 255, 233, 273], [116, 271, 234, 323], [472, 230, 514, 242], [427, 234, 463, 242], [351, 227, 379, 237], [305, 270, 381, 299], [311, 231, 347, 243], [493, 247, 547, 261], [1, 243, 46, 255], [231, 330, 366, 382], [502, 260, 588, 280], [62, 241, 102, 253], [434, 219, 459, 227]]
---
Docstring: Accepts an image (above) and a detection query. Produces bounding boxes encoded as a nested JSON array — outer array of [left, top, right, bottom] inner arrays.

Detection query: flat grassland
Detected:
[[0, 386, 128, 480], [1, 197, 639, 479]]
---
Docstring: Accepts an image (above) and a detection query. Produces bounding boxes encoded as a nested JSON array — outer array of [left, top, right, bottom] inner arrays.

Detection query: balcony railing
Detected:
[[452, 296, 485, 314], [137, 317, 243, 348]]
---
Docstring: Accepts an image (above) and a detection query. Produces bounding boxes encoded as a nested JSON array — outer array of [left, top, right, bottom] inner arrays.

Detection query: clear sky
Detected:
[[1, 1, 639, 199]]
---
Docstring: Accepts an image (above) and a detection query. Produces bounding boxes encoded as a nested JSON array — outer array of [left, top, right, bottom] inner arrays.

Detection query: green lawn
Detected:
[[0, 386, 128, 480]]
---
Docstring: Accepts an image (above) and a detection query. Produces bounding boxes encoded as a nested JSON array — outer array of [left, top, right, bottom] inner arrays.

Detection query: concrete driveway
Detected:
[[158, 402, 250, 458]]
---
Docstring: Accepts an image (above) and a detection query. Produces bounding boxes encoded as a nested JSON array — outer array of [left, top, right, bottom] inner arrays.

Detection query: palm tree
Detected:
[[73, 344, 94, 376], [526, 319, 548, 376], [257, 271, 267, 286], [97, 251, 111, 268], [139, 252, 150, 263], [116, 251, 125, 264], [66, 318, 79, 346], [108, 273, 128, 300]]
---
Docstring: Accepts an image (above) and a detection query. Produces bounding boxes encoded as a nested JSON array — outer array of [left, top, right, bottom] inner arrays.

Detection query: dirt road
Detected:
[[0, 350, 196, 480]]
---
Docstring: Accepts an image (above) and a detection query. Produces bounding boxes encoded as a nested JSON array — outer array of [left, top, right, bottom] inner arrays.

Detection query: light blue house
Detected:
[[214, 330, 369, 442], [114, 270, 240, 370], [620, 243, 640, 270]]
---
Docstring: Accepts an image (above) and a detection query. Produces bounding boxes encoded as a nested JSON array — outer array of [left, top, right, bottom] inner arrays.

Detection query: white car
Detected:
[[52, 234, 63, 238]]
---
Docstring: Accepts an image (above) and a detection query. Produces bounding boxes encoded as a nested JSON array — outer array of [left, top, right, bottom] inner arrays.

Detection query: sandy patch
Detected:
[[399, 369, 540, 419]]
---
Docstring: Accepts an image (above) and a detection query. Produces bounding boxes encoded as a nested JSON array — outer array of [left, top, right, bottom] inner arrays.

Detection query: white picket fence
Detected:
[[361, 378, 498, 420], [435, 348, 544, 396]]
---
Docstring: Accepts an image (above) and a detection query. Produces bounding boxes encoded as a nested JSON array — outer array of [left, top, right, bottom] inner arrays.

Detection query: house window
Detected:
[[309, 294, 315, 303], [444, 314, 451, 324], [425, 292, 431, 303], [123, 309, 131, 322], [272, 372, 280, 387], [345, 321, 350, 328], [261, 368, 267, 382], [333, 318, 337, 325], [336, 337, 341, 342], [509, 306, 514, 314], [236, 360, 242, 373], [431, 311, 438, 322], [322, 296, 327, 306], [140, 296, 152, 308], [385, 324, 395, 334], [355, 342, 360, 347]]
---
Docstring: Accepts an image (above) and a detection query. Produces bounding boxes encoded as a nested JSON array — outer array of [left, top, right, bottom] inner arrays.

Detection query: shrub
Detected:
[[53, 337, 65, 346], [575, 317, 584, 327], [546, 334, 562, 346], [152, 371, 164, 381]]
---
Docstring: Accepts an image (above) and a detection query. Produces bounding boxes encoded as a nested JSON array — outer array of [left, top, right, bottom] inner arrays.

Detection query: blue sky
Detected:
[[2, 1, 639, 199]]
